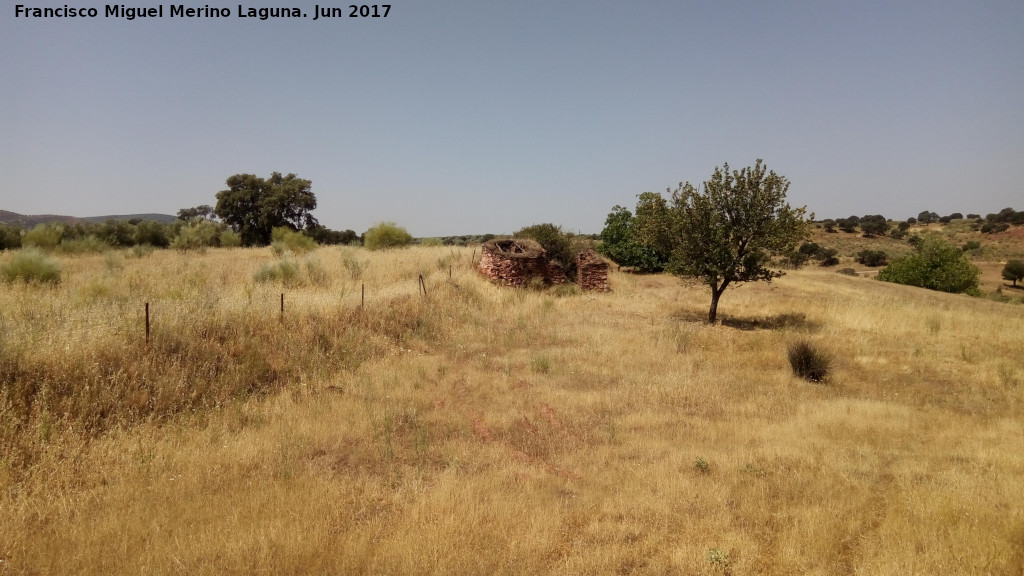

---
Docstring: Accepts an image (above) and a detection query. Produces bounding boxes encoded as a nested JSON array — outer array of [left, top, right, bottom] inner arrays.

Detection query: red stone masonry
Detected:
[[577, 249, 610, 291], [477, 239, 610, 291]]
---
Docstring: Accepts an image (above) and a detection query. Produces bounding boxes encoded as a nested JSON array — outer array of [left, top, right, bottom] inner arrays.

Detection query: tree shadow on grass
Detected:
[[673, 309, 822, 332]]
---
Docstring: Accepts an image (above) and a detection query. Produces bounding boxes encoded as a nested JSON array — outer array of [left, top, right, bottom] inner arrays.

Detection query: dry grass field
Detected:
[[1, 244, 1023, 574]]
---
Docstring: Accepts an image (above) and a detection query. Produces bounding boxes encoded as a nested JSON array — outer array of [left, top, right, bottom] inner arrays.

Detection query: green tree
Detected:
[[659, 160, 810, 323], [876, 235, 980, 294], [1003, 259, 1024, 287], [214, 172, 319, 246], [859, 214, 888, 237], [597, 203, 668, 273]]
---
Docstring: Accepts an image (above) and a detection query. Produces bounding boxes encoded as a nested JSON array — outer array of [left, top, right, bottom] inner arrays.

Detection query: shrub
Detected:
[[172, 220, 220, 251], [0, 224, 23, 250], [219, 230, 242, 248], [961, 240, 982, 252], [134, 221, 170, 248], [856, 249, 888, 267], [837, 268, 858, 276], [877, 235, 980, 294], [364, 222, 413, 250], [516, 223, 580, 280], [1, 248, 62, 284], [1003, 260, 1024, 287], [56, 235, 110, 254], [819, 248, 840, 267], [787, 340, 830, 383], [22, 224, 63, 250], [981, 222, 1010, 234], [271, 226, 317, 253], [418, 237, 443, 247]]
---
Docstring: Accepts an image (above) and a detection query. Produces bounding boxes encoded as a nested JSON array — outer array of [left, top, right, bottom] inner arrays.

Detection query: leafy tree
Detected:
[[948, 213, 963, 220], [658, 160, 810, 323], [821, 219, 837, 233], [306, 224, 359, 245], [917, 211, 939, 225], [1003, 260, 1024, 287], [177, 204, 215, 222], [877, 235, 980, 294], [836, 218, 858, 233], [598, 203, 668, 273], [363, 222, 413, 250], [135, 221, 170, 247], [859, 214, 888, 237], [215, 172, 319, 246]]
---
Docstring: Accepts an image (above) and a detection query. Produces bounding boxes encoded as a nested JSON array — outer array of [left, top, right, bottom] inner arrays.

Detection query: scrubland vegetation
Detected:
[[1, 243, 1022, 574]]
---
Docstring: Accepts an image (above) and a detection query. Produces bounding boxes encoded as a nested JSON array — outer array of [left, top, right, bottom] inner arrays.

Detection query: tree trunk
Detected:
[[708, 288, 722, 324]]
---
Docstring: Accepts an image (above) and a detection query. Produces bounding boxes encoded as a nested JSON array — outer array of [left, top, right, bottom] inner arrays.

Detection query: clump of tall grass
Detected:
[[0, 248, 62, 284], [254, 258, 302, 286], [787, 340, 831, 382]]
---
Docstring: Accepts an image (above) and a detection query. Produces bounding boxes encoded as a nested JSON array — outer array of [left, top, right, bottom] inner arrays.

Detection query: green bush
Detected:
[[787, 340, 830, 383], [172, 221, 221, 251], [856, 249, 888, 267], [22, 224, 63, 250], [219, 230, 242, 248], [1, 248, 62, 284], [877, 236, 980, 294], [516, 223, 580, 280], [837, 268, 858, 276], [961, 240, 982, 252], [271, 226, 317, 253], [57, 235, 111, 254], [0, 224, 23, 250], [363, 222, 413, 250]]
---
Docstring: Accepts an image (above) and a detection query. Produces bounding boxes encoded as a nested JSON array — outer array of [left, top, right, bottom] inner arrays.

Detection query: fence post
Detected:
[[145, 302, 150, 345], [361, 283, 365, 308], [419, 274, 427, 296], [280, 293, 284, 321]]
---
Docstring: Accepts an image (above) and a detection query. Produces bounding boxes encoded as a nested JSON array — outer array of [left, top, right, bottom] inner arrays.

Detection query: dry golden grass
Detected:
[[1, 244, 1022, 574]]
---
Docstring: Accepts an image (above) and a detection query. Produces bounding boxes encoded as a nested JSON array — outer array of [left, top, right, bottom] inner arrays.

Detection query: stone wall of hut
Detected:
[[577, 249, 610, 291], [477, 239, 610, 291]]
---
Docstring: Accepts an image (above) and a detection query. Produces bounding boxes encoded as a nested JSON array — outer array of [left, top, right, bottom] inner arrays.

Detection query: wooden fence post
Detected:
[[361, 283, 365, 308], [280, 293, 284, 321], [145, 302, 150, 345]]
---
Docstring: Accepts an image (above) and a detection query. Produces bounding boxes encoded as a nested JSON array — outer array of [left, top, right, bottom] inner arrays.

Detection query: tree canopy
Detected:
[[214, 172, 318, 246], [658, 160, 809, 323], [876, 235, 980, 294]]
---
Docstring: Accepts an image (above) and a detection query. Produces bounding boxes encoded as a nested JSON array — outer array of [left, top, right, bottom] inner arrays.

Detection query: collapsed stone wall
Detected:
[[477, 239, 610, 291], [477, 238, 555, 288], [577, 249, 610, 292]]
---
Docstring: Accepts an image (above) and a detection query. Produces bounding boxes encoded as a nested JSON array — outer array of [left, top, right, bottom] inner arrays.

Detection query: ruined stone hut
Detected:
[[477, 239, 609, 291], [577, 249, 610, 292]]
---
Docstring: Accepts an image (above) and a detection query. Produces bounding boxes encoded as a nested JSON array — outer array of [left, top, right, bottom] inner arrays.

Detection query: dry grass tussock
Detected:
[[1, 245, 1023, 574]]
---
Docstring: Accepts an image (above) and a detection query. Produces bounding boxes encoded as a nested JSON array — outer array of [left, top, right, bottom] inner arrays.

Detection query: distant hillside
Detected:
[[0, 210, 177, 227]]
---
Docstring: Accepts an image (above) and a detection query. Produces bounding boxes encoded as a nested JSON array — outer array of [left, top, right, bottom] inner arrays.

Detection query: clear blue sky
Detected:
[[2, 1, 1022, 236]]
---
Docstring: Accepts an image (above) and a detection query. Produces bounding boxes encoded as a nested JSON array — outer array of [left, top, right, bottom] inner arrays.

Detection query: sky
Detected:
[[2, 1, 1022, 237]]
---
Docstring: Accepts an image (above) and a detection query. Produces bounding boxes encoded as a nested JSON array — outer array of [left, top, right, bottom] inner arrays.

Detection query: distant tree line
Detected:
[[818, 207, 1023, 237]]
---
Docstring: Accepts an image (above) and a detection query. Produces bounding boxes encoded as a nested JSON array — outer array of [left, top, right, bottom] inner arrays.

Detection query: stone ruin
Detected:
[[576, 249, 610, 292], [477, 238, 609, 291]]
